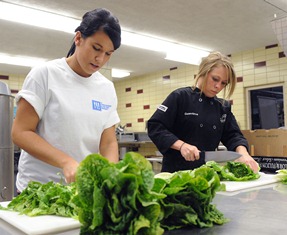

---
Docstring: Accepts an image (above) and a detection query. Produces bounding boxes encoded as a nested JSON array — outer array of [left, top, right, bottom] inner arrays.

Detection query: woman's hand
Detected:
[[62, 158, 79, 183], [179, 142, 200, 161], [235, 146, 260, 173], [235, 154, 259, 173]]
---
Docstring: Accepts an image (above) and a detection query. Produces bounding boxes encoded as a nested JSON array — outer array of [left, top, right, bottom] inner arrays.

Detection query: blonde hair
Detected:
[[194, 51, 236, 100]]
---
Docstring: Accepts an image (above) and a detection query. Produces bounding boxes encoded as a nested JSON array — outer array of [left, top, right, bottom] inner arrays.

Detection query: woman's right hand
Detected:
[[179, 143, 200, 161], [62, 159, 79, 183]]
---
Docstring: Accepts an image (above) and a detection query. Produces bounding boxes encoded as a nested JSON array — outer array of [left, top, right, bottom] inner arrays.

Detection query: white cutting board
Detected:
[[220, 172, 280, 192], [0, 201, 81, 235]]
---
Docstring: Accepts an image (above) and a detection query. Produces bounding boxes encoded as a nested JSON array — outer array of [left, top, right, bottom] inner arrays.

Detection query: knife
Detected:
[[200, 151, 241, 163]]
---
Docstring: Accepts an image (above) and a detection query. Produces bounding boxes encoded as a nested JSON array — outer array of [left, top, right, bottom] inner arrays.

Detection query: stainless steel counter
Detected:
[[1, 183, 287, 234], [165, 182, 287, 235]]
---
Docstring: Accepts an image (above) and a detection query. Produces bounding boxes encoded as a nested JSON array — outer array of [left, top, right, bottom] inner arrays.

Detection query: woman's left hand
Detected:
[[236, 154, 260, 173], [235, 146, 259, 173]]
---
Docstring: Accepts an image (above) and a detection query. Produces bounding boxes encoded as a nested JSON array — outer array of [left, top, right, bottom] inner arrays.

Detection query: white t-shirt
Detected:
[[16, 58, 120, 191]]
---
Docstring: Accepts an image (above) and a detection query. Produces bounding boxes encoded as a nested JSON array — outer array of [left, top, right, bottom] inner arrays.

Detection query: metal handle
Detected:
[[0, 186, 8, 200]]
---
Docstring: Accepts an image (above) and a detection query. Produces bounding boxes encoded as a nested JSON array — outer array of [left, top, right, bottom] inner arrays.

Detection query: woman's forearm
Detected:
[[12, 129, 75, 169]]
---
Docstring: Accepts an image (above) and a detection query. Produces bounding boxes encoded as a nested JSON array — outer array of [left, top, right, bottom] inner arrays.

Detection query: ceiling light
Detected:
[[121, 31, 210, 65], [165, 45, 210, 65], [0, 2, 210, 70], [0, 2, 79, 33], [0, 53, 47, 67], [121, 31, 169, 52], [111, 69, 130, 78]]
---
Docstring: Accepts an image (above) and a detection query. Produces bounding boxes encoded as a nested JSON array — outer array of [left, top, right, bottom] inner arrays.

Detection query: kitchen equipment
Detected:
[[116, 124, 126, 133], [117, 132, 135, 142], [146, 157, 163, 163], [0, 201, 80, 235], [134, 132, 151, 142], [201, 151, 241, 163], [0, 81, 14, 201], [119, 147, 127, 160]]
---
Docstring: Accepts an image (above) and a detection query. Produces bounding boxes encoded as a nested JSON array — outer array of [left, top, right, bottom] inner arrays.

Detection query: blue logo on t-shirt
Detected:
[[92, 100, 111, 111]]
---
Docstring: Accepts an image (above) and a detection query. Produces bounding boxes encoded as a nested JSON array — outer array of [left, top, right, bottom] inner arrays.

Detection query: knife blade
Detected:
[[200, 151, 241, 163]]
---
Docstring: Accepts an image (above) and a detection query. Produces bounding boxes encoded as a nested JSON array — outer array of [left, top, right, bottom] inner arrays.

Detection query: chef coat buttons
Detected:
[[199, 98, 202, 102], [210, 101, 214, 105], [213, 125, 216, 129], [200, 124, 203, 127]]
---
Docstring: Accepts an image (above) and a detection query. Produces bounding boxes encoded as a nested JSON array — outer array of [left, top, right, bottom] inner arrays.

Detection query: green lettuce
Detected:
[[276, 169, 287, 184], [74, 152, 164, 235], [153, 166, 227, 230], [206, 161, 260, 181], [4, 181, 78, 218], [1, 153, 233, 234]]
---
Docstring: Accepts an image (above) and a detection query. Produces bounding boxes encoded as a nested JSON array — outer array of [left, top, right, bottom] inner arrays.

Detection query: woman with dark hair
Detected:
[[12, 8, 121, 192], [148, 51, 259, 173]]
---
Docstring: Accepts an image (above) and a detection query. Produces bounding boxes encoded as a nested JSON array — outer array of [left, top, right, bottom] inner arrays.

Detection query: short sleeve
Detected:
[[15, 65, 48, 119]]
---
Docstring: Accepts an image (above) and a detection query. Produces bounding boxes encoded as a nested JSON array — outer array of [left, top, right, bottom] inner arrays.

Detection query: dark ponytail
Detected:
[[67, 8, 121, 57]]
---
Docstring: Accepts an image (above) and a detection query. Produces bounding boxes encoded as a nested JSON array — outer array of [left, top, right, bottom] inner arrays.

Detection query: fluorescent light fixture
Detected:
[[121, 31, 210, 65], [121, 31, 170, 52], [0, 53, 47, 67], [165, 45, 210, 65], [0, 2, 210, 71], [0, 2, 79, 33], [112, 69, 130, 78]]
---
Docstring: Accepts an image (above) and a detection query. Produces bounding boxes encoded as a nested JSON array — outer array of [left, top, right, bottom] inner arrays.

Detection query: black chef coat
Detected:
[[147, 87, 248, 172]]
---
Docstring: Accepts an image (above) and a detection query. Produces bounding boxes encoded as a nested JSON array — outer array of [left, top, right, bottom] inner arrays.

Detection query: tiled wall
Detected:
[[1, 44, 287, 157], [115, 64, 199, 131]]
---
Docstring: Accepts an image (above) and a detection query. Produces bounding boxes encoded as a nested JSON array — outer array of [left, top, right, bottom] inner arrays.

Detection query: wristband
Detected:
[[179, 142, 185, 151]]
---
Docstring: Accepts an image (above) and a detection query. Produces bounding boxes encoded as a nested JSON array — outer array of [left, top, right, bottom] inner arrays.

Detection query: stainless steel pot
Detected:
[[0, 81, 14, 201]]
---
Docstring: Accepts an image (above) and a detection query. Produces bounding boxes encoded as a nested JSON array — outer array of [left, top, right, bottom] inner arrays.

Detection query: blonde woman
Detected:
[[148, 51, 259, 173]]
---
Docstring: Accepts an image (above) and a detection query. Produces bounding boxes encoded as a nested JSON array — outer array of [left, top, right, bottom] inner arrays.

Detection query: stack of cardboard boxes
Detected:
[[242, 129, 287, 173]]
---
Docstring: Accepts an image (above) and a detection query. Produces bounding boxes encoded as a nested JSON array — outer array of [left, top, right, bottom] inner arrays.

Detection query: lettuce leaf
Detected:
[[74, 152, 164, 235], [153, 166, 227, 230], [276, 169, 287, 184], [5, 181, 78, 218], [206, 161, 260, 181]]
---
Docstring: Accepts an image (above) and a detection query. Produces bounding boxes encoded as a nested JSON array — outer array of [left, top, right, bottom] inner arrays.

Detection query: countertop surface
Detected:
[[1, 181, 287, 235], [165, 182, 287, 235]]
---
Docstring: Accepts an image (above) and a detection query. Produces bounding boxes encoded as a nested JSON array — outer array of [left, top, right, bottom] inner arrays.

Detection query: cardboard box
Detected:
[[241, 129, 287, 172], [241, 129, 287, 157]]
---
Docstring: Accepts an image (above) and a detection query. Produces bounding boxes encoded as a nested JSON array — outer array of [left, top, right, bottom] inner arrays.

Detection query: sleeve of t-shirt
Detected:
[[15, 65, 47, 119]]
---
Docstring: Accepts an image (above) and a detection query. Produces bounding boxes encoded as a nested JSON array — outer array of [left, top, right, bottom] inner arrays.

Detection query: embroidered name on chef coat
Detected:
[[158, 104, 168, 112], [92, 100, 112, 111]]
